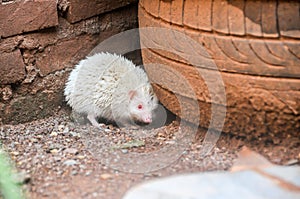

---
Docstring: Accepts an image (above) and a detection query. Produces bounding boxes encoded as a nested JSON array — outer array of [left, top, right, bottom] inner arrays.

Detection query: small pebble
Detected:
[[71, 170, 78, 175], [30, 138, 38, 143], [77, 155, 85, 159], [65, 138, 71, 143], [50, 132, 58, 137], [63, 159, 78, 166], [63, 127, 69, 134], [182, 151, 188, 155], [37, 135, 43, 139], [165, 140, 176, 144], [50, 149, 58, 154], [85, 171, 92, 176], [53, 156, 61, 162], [104, 129, 111, 133], [70, 131, 79, 137], [58, 125, 65, 131], [100, 173, 113, 180], [92, 192, 98, 197], [64, 148, 78, 154], [121, 149, 128, 154], [79, 165, 86, 169], [11, 151, 19, 156]]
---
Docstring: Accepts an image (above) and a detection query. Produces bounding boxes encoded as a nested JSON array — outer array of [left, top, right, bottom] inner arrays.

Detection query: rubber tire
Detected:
[[138, 0, 300, 135]]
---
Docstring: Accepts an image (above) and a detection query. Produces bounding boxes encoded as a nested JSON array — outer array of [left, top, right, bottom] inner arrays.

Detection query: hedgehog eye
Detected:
[[137, 104, 143, 110]]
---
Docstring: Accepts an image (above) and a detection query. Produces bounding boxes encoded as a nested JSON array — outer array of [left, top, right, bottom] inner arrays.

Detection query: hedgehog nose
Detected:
[[144, 116, 152, 124]]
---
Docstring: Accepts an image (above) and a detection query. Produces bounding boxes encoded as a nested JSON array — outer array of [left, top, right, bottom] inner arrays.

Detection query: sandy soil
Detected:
[[0, 108, 299, 199]]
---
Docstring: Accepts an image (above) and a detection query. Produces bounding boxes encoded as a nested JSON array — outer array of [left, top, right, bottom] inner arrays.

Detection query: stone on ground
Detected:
[[122, 147, 300, 199]]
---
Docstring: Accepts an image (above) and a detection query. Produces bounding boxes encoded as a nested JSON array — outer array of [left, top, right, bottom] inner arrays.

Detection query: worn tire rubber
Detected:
[[138, 0, 300, 135]]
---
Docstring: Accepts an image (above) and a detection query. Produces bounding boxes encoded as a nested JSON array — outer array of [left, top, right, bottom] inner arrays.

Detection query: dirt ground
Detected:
[[0, 108, 299, 199]]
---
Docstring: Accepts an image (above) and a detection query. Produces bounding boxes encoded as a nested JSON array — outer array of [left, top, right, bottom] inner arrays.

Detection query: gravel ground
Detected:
[[0, 108, 299, 199]]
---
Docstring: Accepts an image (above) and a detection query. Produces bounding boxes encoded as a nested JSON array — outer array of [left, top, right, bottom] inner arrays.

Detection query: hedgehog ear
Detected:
[[128, 90, 137, 100]]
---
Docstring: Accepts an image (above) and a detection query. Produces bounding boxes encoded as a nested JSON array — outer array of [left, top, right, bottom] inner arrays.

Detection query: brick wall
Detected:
[[0, 0, 138, 124]]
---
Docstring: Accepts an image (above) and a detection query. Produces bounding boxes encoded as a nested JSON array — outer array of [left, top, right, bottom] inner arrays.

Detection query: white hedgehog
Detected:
[[64, 52, 158, 128]]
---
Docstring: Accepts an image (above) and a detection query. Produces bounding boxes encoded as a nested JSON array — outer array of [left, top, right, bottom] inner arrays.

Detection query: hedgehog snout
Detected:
[[143, 115, 152, 124]]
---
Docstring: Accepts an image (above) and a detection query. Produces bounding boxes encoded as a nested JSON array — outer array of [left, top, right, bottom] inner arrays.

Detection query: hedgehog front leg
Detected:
[[87, 113, 103, 129]]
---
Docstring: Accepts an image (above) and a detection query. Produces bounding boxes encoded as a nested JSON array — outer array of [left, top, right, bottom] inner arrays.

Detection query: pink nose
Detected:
[[144, 116, 152, 124]]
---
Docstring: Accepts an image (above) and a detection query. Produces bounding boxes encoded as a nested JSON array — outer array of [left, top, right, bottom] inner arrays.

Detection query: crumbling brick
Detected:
[[0, 0, 58, 38], [36, 35, 99, 76], [0, 50, 25, 84], [66, 0, 137, 23]]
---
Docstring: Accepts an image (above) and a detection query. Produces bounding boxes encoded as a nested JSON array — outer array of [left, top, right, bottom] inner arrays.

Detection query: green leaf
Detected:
[[0, 146, 24, 199]]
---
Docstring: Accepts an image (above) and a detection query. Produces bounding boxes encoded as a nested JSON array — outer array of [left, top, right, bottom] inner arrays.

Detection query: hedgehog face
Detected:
[[128, 88, 158, 124]]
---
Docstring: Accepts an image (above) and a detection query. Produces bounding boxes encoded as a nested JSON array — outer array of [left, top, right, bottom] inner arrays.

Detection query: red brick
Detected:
[[0, 50, 25, 84], [35, 35, 99, 76], [66, 0, 137, 23], [0, 36, 23, 53], [0, 0, 58, 38]]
